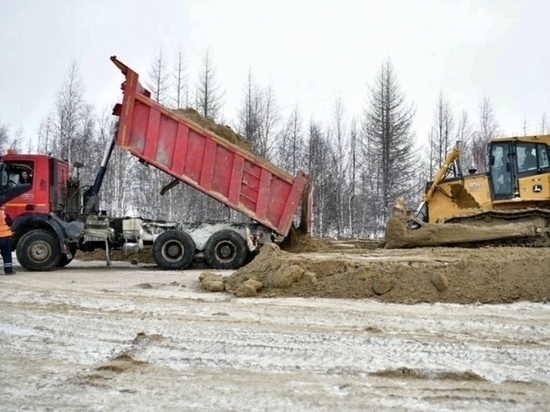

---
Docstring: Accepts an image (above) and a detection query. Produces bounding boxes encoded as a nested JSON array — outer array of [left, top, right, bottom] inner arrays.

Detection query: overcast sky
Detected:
[[1, 0, 550, 150]]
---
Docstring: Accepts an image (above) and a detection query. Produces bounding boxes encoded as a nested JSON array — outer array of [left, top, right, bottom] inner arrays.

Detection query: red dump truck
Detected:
[[0, 56, 312, 271]]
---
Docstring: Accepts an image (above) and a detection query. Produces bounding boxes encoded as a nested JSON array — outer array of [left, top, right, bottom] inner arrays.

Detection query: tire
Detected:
[[204, 229, 248, 270], [153, 230, 195, 270], [16, 229, 61, 271], [57, 244, 77, 267]]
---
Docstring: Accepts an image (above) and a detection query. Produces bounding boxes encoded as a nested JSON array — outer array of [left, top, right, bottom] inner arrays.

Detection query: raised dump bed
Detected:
[[111, 56, 312, 236]]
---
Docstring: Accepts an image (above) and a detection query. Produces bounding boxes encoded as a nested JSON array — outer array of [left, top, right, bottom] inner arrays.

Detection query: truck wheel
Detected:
[[204, 229, 248, 270], [153, 230, 195, 270], [16, 229, 61, 271], [57, 244, 77, 267]]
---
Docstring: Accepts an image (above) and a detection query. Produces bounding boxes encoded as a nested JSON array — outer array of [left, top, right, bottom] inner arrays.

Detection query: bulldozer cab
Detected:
[[489, 140, 550, 200]]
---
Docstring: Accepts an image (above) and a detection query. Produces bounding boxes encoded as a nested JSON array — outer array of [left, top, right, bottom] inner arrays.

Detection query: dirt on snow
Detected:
[[75, 220, 550, 305], [78, 228, 550, 305]]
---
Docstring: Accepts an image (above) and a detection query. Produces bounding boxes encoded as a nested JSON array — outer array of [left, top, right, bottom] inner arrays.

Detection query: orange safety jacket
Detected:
[[0, 207, 13, 238]]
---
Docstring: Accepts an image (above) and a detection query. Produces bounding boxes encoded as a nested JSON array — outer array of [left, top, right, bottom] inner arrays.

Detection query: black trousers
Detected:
[[0, 237, 13, 273]]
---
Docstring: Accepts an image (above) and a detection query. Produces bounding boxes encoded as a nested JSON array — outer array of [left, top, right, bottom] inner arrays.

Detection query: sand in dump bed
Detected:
[[173, 108, 252, 152], [209, 242, 550, 304]]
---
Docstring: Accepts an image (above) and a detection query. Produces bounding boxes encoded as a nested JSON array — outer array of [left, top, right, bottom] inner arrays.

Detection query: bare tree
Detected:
[[9, 128, 23, 153], [172, 49, 187, 109], [429, 91, 455, 176], [37, 113, 55, 154], [73, 104, 100, 186], [93, 108, 130, 216], [237, 70, 281, 159], [194, 50, 223, 120], [455, 111, 474, 172], [53, 61, 85, 164], [364, 60, 417, 233], [359, 117, 382, 236], [258, 85, 281, 160], [327, 98, 348, 236], [0, 122, 10, 152], [147, 49, 170, 105], [278, 107, 305, 174], [238, 69, 262, 146], [305, 120, 332, 236], [471, 97, 499, 171], [347, 117, 360, 236]]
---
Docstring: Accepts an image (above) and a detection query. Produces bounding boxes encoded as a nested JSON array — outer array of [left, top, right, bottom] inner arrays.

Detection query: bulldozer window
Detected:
[[489, 143, 513, 198], [537, 144, 549, 169], [517, 143, 538, 173]]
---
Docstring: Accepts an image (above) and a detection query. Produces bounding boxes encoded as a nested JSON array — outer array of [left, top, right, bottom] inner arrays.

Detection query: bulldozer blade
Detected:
[[384, 215, 539, 248]]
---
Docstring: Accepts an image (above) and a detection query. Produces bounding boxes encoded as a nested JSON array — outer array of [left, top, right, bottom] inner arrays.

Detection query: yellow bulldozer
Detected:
[[386, 134, 550, 248]]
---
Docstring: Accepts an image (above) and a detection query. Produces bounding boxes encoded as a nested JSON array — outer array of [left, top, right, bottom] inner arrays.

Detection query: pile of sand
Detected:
[[200, 243, 550, 304]]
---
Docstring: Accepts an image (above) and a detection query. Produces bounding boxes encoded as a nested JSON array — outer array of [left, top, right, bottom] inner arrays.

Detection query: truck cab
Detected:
[[1, 154, 72, 219]]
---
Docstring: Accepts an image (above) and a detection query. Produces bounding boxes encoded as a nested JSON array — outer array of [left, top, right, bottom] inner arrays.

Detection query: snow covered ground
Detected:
[[1, 259, 549, 411]]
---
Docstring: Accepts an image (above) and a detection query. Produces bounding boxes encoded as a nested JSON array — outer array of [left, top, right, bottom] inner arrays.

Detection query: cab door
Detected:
[[489, 142, 516, 200], [3, 160, 37, 219]]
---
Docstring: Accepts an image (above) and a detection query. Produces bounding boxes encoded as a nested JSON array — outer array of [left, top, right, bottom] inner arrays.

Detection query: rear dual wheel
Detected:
[[153, 230, 195, 270], [204, 230, 248, 270]]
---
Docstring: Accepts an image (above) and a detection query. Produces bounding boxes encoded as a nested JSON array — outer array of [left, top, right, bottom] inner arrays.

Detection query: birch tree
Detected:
[[53, 61, 84, 164]]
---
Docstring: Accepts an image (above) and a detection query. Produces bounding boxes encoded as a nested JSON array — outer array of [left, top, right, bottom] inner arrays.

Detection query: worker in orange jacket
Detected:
[[0, 204, 14, 275]]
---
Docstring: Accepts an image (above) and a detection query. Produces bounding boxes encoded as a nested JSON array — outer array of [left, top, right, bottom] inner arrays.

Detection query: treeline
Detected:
[[2, 49, 548, 238]]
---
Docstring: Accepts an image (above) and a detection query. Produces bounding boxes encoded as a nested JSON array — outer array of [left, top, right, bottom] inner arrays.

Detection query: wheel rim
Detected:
[[162, 240, 185, 263], [29, 240, 53, 263], [215, 240, 236, 262]]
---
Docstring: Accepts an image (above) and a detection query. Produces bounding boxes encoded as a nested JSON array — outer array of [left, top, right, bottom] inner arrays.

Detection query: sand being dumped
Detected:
[[200, 242, 550, 304]]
